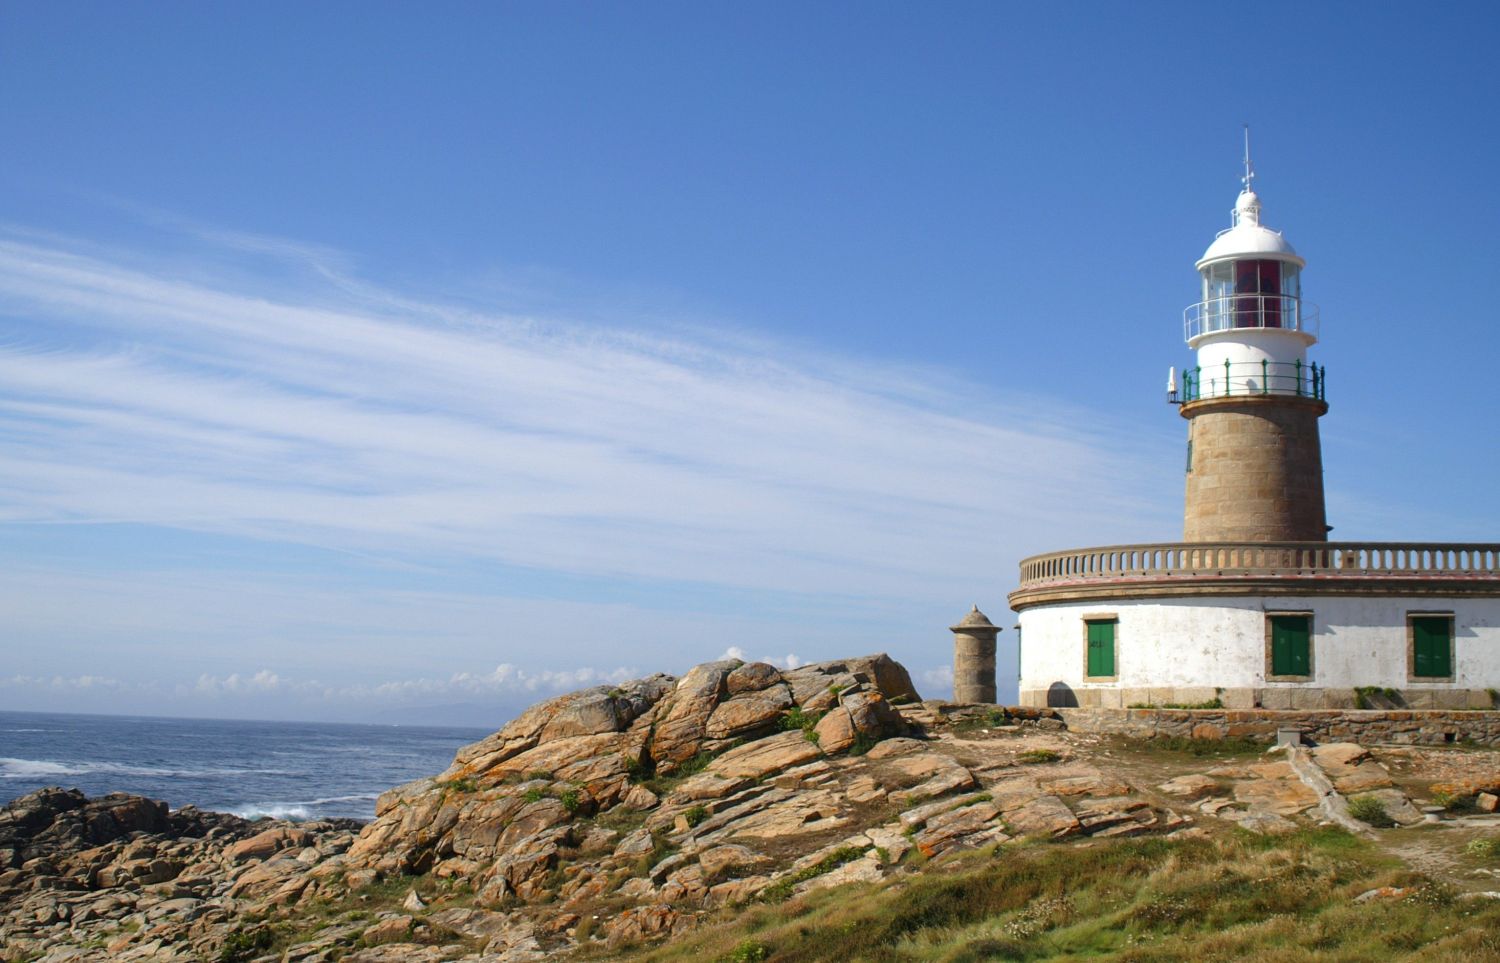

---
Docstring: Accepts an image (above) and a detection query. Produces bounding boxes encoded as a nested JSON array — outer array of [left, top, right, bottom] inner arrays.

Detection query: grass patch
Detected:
[[1432, 789, 1479, 813], [1018, 748, 1061, 764], [1161, 697, 1224, 709], [718, 939, 772, 962], [683, 804, 709, 828], [781, 707, 825, 736], [758, 846, 869, 903], [631, 831, 679, 878], [604, 827, 1500, 962], [953, 708, 1010, 733], [625, 753, 653, 784], [1348, 794, 1396, 828], [631, 744, 740, 795], [441, 776, 479, 794], [1355, 686, 1403, 709], [1466, 837, 1500, 860], [217, 927, 274, 963], [1126, 734, 1265, 757]]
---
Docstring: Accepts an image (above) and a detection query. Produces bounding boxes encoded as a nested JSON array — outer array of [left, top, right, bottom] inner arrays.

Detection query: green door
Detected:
[[1086, 620, 1116, 677], [1412, 617, 1452, 678], [1270, 615, 1311, 676]]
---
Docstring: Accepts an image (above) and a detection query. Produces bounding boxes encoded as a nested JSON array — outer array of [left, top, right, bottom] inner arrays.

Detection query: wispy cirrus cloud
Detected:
[[0, 229, 1173, 596], [0, 224, 1176, 716]]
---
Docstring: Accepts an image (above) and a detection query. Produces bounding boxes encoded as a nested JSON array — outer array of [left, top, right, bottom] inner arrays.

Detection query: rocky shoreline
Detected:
[[5, 653, 1499, 962], [0, 787, 363, 961]]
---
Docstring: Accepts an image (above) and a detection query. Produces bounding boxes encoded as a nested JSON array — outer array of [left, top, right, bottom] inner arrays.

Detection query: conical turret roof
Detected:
[[950, 605, 998, 632]]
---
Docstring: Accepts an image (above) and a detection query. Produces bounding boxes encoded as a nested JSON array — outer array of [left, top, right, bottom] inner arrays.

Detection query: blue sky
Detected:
[[2, 2, 1498, 723]]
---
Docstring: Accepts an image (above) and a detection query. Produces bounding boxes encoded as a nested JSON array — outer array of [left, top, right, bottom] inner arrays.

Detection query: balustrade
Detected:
[[1017, 542, 1500, 588]]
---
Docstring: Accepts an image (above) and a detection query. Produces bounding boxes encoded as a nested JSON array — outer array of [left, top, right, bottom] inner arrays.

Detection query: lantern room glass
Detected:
[[1200, 260, 1301, 332]]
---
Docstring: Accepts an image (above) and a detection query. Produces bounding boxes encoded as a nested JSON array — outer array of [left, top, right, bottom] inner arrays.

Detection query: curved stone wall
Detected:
[[1017, 594, 1500, 710]]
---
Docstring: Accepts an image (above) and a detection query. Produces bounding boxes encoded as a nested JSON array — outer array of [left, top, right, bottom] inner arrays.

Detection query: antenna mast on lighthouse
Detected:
[[1242, 124, 1254, 191]]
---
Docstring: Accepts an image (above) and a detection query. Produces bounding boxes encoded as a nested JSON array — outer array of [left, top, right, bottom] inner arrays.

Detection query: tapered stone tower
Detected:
[[950, 606, 1000, 704], [1176, 148, 1328, 542]]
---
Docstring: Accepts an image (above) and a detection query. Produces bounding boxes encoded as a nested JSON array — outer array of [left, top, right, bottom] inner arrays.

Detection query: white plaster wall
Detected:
[[1018, 595, 1500, 693], [1195, 329, 1310, 370]]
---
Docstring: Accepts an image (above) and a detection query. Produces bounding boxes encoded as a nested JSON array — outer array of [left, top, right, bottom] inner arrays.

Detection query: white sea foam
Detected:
[[232, 804, 312, 820], [0, 757, 289, 779], [229, 794, 378, 821]]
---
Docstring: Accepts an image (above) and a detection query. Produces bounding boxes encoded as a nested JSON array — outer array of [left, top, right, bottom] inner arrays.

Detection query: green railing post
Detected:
[[1261, 358, 1268, 394], [1224, 358, 1232, 396], [1294, 358, 1303, 396], [1194, 366, 1201, 401]]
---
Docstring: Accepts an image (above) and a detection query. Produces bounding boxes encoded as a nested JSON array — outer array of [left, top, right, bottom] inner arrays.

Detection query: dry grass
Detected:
[[601, 827, 1500, 962]]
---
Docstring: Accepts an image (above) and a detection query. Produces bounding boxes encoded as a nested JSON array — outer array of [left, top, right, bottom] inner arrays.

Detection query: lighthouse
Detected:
[[1176, 137, 1328, 542], [1001, 138, 1500, 713]]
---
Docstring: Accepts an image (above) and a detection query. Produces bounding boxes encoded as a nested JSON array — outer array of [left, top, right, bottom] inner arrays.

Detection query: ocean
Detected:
[[0, 710, 493, 822]]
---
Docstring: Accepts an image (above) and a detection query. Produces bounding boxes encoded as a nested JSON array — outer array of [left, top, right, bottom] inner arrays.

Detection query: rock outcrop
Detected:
[[0, 653, 1459, 963]]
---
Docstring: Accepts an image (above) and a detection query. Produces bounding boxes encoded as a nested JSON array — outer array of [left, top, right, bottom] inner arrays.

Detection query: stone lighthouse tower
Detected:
[[1177, 139, 1328, 542], [1007, 138, 1500, 712]]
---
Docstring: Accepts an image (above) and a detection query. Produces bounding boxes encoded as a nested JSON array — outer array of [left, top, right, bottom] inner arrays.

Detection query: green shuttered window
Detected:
[[1085, 620, 1116, 677], [1270, 614, 1311, 677], [1411, 616, 1453, 678]]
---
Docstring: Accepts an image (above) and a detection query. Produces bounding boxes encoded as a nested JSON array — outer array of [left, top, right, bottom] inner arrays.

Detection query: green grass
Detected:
[[631, 745, 738, 795], [1348, 795, 1396, 828], [217, 927, 274, 963], [757, 846, 870, 903], [1466, 837, 1500, 860], [718, 940, 772, 963], [1432, 789, 1481, 813], [1018, 748, 1061, 764], [631, 831, 679, 878], [780, 707, 826, 737], [1355, 686, 1403, 709], [1125, 734, 1265, 758], [602, 827, 1500, 962], [952, 709, 1010, 733]]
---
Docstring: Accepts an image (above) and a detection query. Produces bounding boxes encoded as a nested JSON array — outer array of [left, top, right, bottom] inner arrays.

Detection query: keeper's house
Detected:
[[1008, 154, 1500, 711]]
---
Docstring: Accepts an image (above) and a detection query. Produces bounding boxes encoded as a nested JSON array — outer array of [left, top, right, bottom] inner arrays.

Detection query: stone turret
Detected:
[[950, 605, 1000, 704]]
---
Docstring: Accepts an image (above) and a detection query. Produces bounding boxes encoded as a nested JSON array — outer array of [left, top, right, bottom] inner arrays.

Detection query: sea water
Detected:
[[0, 710, 491, 822]]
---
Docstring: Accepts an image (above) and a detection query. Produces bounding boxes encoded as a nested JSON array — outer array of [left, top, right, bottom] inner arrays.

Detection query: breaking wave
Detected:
[[230, 794, 379, 821], [0, 757, 289, 779]]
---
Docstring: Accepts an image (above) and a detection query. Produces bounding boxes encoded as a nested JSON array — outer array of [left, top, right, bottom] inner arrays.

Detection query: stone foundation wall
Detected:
[[1019, 685, 1499, 711], [1050, 706, 1500, 747]]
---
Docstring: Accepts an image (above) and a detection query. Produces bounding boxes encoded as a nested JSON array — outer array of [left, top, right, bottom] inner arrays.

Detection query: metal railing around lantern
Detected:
[[1184, 294, 1320, 342], [1179, 359, 1325, 402], [1182, 358, 1326, 399]]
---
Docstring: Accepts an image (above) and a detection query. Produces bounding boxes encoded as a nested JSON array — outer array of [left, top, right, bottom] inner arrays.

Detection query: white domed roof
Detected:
[[1196, 189, 1304, 268]]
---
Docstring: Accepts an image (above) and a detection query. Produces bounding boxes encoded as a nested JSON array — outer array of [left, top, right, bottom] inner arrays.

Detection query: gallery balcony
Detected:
[[1009, 541, 1500, 609]]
